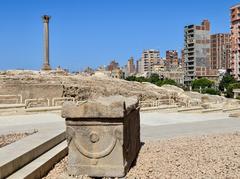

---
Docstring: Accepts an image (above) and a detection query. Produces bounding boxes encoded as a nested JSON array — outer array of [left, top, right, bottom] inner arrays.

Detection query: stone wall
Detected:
[[0, 83, 63, 105]]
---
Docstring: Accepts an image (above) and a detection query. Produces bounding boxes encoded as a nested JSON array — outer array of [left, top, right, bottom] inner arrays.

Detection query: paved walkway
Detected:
[[0, 113, 64, 134], [141, 111, 240, 140], [0, 112, 240, 141]]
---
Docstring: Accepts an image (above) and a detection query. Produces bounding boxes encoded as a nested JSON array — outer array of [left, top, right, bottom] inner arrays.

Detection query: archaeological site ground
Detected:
[[0, 70, 240, 178]]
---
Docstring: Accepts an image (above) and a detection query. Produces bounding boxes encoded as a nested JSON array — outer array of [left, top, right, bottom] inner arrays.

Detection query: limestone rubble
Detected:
[[44, 132, 240, 178]]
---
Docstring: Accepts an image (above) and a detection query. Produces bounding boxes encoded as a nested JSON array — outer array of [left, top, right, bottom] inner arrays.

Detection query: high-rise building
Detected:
[[136, 59, 142, 73], [230, 3, 240, 80], [126, 57, 135, 75], [184, 20, 212, 84], [141, 49, 160, 73], [181, 49, 185, 67], [210, 33, 231, 70], [166, 50, 179, 70]]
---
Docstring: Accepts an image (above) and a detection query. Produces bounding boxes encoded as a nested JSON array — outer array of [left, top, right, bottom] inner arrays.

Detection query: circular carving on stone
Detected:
[[90, 132, 99, 143], [73, 126, 119, 159]]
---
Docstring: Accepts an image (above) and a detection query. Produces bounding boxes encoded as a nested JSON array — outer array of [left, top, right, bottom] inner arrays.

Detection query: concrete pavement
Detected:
[[0, 111, 240, 141]]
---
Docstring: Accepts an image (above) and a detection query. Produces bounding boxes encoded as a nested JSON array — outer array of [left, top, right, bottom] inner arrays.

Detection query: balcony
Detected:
[[186, 73, 195, 77], [187, 63, 194, 67], [187, 39, 195, 44], [188, 53, 194, 58], [187, 68, 195, 72], [188, 44, 194, 48]]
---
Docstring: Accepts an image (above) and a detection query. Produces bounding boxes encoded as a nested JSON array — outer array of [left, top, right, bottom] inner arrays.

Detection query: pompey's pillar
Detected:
[[42, 15, 51, 70]]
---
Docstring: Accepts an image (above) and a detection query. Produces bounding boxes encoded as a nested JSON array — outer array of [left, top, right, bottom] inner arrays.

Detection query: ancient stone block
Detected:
[[62, 95, 140, 178]]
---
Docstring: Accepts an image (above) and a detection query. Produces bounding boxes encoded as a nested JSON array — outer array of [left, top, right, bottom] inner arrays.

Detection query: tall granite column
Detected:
[[42, 15, 51, 70]]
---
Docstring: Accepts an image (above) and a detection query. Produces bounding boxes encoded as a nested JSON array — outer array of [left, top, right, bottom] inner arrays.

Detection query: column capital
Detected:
[[42, 15, 51, 23]]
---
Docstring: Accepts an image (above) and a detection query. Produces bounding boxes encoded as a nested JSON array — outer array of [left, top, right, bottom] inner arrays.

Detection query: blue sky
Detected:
[[0, 0, 239, 71]]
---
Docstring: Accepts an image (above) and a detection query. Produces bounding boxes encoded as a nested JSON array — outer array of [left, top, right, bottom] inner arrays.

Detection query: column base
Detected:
[[42, 64, 51, 71]]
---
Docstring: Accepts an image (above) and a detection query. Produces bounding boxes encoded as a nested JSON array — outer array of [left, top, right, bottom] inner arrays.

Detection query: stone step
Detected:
[[223, 107, 240, 112], [25, 106, 62, 112], [177, 106, 203, 112], [0, 104, 26, 116], [141, 105, 178, 111], [0, 129, 65, 178], [7, 140, 67, 179], [0, 104, 25, 109], [201, 108, 223, 113], [229, 112, 240, 117]]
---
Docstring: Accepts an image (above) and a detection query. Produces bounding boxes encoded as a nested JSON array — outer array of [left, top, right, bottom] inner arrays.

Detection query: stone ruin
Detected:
[[61, 95, 141, 178], [0, 72, 239, 111]]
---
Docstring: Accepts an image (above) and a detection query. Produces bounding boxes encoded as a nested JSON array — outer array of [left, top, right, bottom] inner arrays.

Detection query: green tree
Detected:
[[136, 76, 147, 83], [219, 73, 237, 91], [202, 88, 220, 95], [125, 76, 136, 81], [191, 78, 214, 90], [148, 73, 160, 84], [156, 79, 177, 87], [226, 83, 240, 98]]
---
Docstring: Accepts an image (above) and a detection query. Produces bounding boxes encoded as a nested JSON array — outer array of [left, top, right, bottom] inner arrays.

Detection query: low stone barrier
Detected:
[[0, 95, 22, 104], [201, 108, 223, 113], [178, 106, 203, 112], [25, 98, 49, 108], [52, 97, 75, 106], [223, 107, 240, 112], [229, 112, 240, 117], [141, 105, 178, 112], [62, 95, 140, 178], [25, 106, 62, 113], [140, 99, 174, 108]]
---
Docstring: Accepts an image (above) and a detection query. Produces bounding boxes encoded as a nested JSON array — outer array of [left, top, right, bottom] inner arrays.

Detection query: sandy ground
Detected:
[[0, 131, 37, 148], [44, 132, 240, 179]]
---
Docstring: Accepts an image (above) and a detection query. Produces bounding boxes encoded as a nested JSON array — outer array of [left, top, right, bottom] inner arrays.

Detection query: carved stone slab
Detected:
[[62, 95, 140, 178]]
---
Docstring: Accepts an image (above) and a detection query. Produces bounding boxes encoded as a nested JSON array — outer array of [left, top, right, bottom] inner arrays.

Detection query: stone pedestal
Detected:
[[62, 95, 140, 178]]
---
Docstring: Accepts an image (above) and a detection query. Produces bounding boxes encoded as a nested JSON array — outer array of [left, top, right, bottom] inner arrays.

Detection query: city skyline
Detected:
[[0, 0, 239, 71]]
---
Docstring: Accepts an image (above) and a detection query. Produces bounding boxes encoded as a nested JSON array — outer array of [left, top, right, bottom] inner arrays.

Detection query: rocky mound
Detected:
[[0, 72, 239, 107]]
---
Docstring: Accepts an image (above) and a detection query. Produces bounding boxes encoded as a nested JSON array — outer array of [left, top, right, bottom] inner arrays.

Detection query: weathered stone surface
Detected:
[[229, 112, 240, 117], [62, 95, 138, 118], [0, 72, 239, 109], [0, 83, 63, 105], [62, 95, 140, 178]]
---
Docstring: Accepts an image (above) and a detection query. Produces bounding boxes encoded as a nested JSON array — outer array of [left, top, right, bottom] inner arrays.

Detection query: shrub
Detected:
[[219, 73, 237, 91], [148, 73, 160, 84], [226, 83, 240, 98], [156, 79, 177, 87], [202, 88, 220, 95], [125, 76, 136, 81], [191, 78, 214, 90]]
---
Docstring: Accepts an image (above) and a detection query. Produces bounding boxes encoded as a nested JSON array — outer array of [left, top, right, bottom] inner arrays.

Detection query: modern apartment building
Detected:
[[126, 57, 135, 75], [211, 33, 231, 70], [136, 59, 141, 73], [181, 49, 185, 67], [140, 49, 160, 73], [165, 50, 179, 70], [230, 3, 240, 80], [184, 20, 212, 84]]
